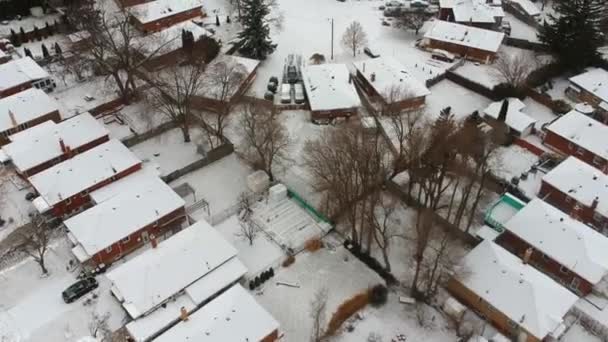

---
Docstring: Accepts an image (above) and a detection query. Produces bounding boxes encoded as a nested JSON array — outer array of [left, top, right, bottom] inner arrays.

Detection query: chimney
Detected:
[[370, 72, 376, 82], [180, 306, 189, 321], [592, 197, 599, 210], [522, 247, 533, 265], [8, 109, 17, 127], [59, 138, 67, 153], [150, 234, 158, 248]]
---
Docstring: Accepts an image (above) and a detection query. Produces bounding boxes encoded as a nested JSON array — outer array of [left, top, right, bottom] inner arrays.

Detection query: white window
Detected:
[[560, 265, 570, 274], [65, 198, 72, 205], [565, 196, 573, 203], [105, 246, 112, 253], [593, 155, 604, 166], [121, 236, 130, 244], [594, 212, 604, 222], [570, 278, 581, 290], [576, 147, 585, 155]]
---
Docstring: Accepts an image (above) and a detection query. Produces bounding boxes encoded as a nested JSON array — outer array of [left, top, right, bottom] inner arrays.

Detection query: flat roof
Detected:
[[28, 139, 141, 207], [483, 98, 537, 133], [546, 110, 608, 160], [455, 240, 578, 340], [128, 0, 203, 24], [2, 112, 109, 172], [424, 20, 505, 53], [301, 63, 361, 112], [504, 198, 608, 284], [543, 157, 608, 218], [106, 220, 238, 319], [0, 57, 49, 92], [89, 164, 161, 204], [353, 57, 430, 103], [451, 0, 504, 23], [8, 120, 55, 142], [569, 68, 608, 103], [65, 175, 185, 258], [0, 88, 60, 133], [155, 284, 279, 342]]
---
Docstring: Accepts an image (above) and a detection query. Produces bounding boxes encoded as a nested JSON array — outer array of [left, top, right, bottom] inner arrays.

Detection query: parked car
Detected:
[[62, 277, 98, 303], [364, 47, 380, 58], [280, 84, 292, 104], [385, 0, 403, 6], [25, 192, 37, 201], [410, 0, 429, 7], [431, 49, 455, 62], [264, 91, 274, 101], [383, 7, 401, 16], [267, 81, 278, 93], [501, 21, 511, 36], [294, 84, 305, 104], [287, 65, 298, 84]]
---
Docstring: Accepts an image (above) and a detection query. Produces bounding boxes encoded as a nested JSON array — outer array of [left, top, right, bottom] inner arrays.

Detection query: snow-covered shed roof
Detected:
[[301, 63, 361, 112], [137, 20, 210, 55], [504, 198, 608, 284], [0, 57, 50, 92], [154, 284, 279, 342], [2, 112, 109, 173], [128, 0, 203, 24], [28, 139, 141, 207], [545, 110, 608, 160], [509, 0, 540, 16], [353, 57, 430, 103], [106, 220, 239, 319], [569, 68, 608, 103], [65, 175, 185, 259], [0, 88, 60, 133], [449, 0, 505, 23], [200, 55, 259, 101], [424, 20, 505, 53], [483, 98, 537, 133], [454, 240, 578, 340], [543, 157, 608, 217]]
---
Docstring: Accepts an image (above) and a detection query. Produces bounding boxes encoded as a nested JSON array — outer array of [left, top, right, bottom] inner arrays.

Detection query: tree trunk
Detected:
[[38, 257, 48, 275], [465, 170, 487, 232], [411, 254, 422, 296], [381, 245, 391, 272], [446, 177, 460, 222]]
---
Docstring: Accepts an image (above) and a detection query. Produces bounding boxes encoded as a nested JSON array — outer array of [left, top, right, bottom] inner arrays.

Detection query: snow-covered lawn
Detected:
[[490, 145, 540, 181], [0, 13, 62, 37], [523, 97, 557, 129], [503, 12, 540, 42], [425, 80, 493, 120], [52, 77, 120, 119], [0, 168, 35, 244], [453, 60, 501, 89], [0, 237, 126, 342], [562, 323, 602, 342], [19, 34, 72, 59]]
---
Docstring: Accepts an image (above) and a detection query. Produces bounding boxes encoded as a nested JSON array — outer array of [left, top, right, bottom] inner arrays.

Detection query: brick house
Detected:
[[0, 88, 62, 146], [495, 198, 608, 296], [301, 63, 361, 121], [116, 0, 153, 7], [1, 112, 109, 177], [447, 240, 578, 342], [423, 20, 505, 63], [192, 55, 260, 113], [352, 57, 429, 115], [566, 68, 608, 119], [128, 0, 205, 33], [438, 0, 504, 30], [540, 156, 608, 232], [0, 57, 55, 98], [66, 175, 186, 266], [543, 110, 608, 172], [28, 139, 142, 217], [0, 49, 11, 64]]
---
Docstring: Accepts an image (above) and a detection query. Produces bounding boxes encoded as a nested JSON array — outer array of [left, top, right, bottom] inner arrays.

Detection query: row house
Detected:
[[567, 68, 608, 119], [540, 156, 608, 232], [495, 198, 608, 296], [438, 0, 504, 30], [128, 0, 205, 33], [0, 57, 55, 98], [543, 110, 608, 172], [0, 88, 61, 146], [1, 112, 109, 177], [28, 139, 142, 217], [448, 240, 578, 342], [352, 57, 430, 115], [66, 175, 186, 267], [0, 49, 10, 64], [423, 20, 505, 63]]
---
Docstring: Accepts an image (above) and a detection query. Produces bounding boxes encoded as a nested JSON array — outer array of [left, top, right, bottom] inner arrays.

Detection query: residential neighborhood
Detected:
[[0, 0, 607, 341]]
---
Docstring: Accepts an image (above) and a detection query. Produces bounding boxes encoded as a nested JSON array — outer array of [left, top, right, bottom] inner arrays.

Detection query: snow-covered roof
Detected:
[[200, 55, 259, 101], [0, 88, 60, 133], [455, 240, 578, 340], [569, 68, 608, 103], [128, 0, 203, 24], [137, 20, 210, 55], [65, 175, 185, 258], [155, 284, 279, 342], [449, 0, 505, 23], [509, 0, 540, 16], [301, 63, 361, 112], [353, 57, 430, 103], [89, 164, 160, 204], [67, 30, 91, 44], [504, 198, 608, 284], [424, 20, 505, 53], [483, 98, 537, 133], [28, 139, 141, 207], [543, 157, 608, 218], [106, 220, 239, 319], [0, 57, 50, 92], [7, 120, 55, 142], [545, 110, 608, 160], [2, 112, 109, 173]]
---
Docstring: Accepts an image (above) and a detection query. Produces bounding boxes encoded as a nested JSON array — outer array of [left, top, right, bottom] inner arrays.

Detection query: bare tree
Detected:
[[144, 61, 207, 142], [88, 311, 111, 342], [11, 213, 53, 275], [367, 194, 403, 272], [309, 287, 328, 342], [237, 193, 257, 245], [240, 101, 291, 181], [341, 21, 368, 57], [309, 53, 326, 65], [397, 8, 431, 35], [491, 51, 537, 90]]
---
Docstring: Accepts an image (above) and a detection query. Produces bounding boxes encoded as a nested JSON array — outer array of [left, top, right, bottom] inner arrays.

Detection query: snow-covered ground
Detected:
[[523, 97, 557, 130], [490, 145, 539, 181], [19, 34, 72, 59], [425, 79, 493, 120], [503, 12, 540, 42], [453, 60, 501, 89], [52, 77, 120, 119], [0, 168, 35, 244], [0, 13, 62, 37], [562, 323, 602, 342]]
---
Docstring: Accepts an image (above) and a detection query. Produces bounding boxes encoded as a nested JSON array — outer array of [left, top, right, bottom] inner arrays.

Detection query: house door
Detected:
[[570, 277, 581, 292], [141, 231, 149, 243]]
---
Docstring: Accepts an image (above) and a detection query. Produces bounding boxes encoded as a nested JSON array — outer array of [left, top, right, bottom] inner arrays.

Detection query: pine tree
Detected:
[[24, 48, 33, 59], [45, 21, 53, 36], [227, 15, 231, 23], [54, 42, 63, 55], [33, 26, 41, 41], [10, 29, 20, 47], [20, 27, 27, 43], [41, 44, 50, 59], [538, 0, 607, 70], [216, 15, 220, 26], [237, 0, 276, 60]]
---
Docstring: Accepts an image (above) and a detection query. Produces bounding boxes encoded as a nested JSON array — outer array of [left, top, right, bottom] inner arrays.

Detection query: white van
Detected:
[[280, 84, 292, 104], [294, 83, 305, 104], [431, 49, 455, 63]]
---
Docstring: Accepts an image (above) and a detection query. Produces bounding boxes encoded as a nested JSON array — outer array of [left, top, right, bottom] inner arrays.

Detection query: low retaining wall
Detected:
[[162, 143, 234, 183], [446, 71, 499, 101], [514, 137, 546, 156], [505, 37, 547, 52], [122, 120, 178, 147]]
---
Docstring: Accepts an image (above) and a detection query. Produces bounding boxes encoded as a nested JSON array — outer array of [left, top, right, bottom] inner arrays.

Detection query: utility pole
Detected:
[[330, 18, 334, 60]]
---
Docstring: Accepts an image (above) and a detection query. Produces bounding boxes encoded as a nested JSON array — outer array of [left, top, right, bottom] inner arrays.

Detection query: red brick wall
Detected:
[[132, 7, 204, 33], [543, 131, 608, 172], [0, 55, 11, 65], [0, 83, 33, 99], [260, 329, 279, 342], [427, 39, 497, 63], [355, 71, 426, 114], [116, 0, 153, 7], [496, 230, 592, 295], [1, 110, 61, 146], [91, 207, 186, 265], [21, 135, 110, 177], [311, 108, 358, 120]]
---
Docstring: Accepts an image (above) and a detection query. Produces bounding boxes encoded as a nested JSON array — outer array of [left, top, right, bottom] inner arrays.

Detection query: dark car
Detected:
[[364, 47, 380, 58], [287, 65, 298, 84], [62, 277, 98, 303]]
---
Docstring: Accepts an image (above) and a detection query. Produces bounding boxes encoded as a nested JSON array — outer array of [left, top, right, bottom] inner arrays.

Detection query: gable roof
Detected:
[[569, 68, 608, 103], [301, 63, 361, 112], [424, 20, 505, 53], [0, 88, 60, 133], [455, 240, 578, 340], [0, 57, 49, 92], [504, 198, 608, 284], [545, 110, 608, 161]]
